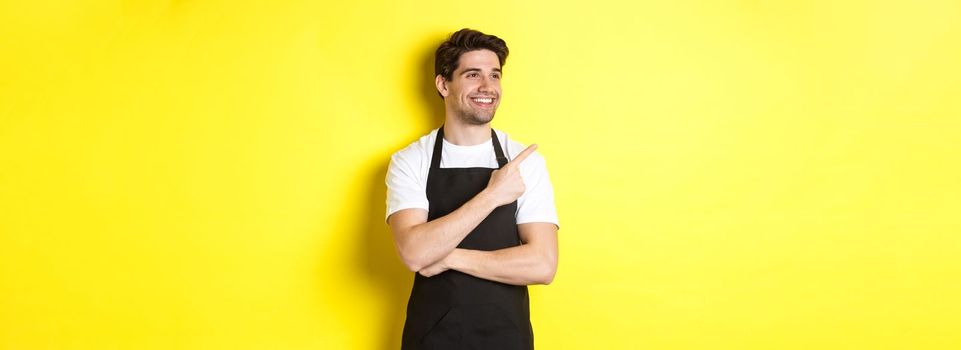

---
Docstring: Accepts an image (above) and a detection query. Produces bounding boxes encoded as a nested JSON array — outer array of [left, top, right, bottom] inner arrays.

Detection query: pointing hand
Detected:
[[483, 144, 537, 207]]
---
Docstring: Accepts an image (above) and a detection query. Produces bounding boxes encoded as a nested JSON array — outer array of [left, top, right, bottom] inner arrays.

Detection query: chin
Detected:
[[461, 113, 495, 125], [472, 116, 495, 125]]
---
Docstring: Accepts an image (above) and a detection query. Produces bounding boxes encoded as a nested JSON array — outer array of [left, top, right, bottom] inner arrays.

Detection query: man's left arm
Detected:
[[419, 222, 558, 285]]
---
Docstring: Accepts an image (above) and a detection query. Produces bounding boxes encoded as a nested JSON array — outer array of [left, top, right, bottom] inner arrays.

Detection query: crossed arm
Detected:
[[424, 221, 558, 285], [387, 144, 557, 286], [388, 205, 558, 286]]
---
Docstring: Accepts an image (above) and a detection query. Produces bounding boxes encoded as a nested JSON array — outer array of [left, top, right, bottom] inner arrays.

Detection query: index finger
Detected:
[[507, 144, 538, 167]]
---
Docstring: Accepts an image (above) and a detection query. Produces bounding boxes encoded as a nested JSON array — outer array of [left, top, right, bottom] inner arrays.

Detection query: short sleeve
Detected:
[[516, 152, 560, 229], [385, 152, 429, 223]]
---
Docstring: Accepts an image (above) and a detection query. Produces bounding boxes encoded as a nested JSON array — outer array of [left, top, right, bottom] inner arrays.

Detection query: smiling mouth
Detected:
[[470, 96, 496, 107]]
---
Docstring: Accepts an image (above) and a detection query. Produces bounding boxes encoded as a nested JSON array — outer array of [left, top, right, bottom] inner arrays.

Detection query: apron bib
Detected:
[[401, 125, 533, 350]]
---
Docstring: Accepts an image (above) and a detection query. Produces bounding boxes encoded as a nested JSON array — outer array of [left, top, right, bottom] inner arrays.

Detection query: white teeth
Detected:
[[472, 98, 493, 103]]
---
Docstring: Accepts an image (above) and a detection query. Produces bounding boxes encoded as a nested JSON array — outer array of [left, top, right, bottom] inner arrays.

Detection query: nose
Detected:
[[478, 75, 496, 93]]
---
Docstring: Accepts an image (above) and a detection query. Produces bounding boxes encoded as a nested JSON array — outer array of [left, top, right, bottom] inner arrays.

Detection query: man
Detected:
[[385, 28, 559, 349]]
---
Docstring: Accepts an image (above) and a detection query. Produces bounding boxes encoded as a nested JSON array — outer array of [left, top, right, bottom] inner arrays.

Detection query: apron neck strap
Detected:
[[430, 125, 509, 170], [491, 129, 508, 168]]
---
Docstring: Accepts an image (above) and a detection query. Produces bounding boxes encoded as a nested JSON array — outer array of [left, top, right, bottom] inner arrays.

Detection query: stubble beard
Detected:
[[455, 105, 496, 126]]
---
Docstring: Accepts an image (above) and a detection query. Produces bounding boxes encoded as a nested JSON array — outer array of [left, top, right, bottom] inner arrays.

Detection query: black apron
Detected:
[[401, 125, 533, 350]]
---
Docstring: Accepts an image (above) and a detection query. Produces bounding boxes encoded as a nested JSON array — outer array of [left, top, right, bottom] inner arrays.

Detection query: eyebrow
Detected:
[[460, 67, 503, 75]]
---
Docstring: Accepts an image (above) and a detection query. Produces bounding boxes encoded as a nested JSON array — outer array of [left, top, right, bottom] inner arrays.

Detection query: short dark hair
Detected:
[[434, 28, 509, 83]]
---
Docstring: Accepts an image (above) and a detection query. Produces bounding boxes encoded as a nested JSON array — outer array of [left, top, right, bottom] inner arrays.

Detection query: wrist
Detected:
[[447, 249, 469, 271], [475, 189, 499, 211]]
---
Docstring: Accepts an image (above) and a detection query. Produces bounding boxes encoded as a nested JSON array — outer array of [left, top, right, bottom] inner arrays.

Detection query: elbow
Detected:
[[405, 261, 426, 273], [540, 266, 556, 285], [399, 250, 427, 272], [394, 234, 426, 272], [537, 258, 558, 285], [397, 244, 433, 272], [393, 224, 431, 273]]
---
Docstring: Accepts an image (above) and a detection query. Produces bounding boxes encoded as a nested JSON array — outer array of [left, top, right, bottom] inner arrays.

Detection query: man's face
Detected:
[[438, 49, 502, 125]]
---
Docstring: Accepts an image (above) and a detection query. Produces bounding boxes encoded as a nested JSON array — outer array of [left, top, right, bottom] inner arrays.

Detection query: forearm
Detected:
[[448, 245, 556, 286], [399, 190, 499, 271]]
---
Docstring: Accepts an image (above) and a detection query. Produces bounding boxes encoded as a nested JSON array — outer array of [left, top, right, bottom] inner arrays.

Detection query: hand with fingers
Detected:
[[483, 144, 538, 207]]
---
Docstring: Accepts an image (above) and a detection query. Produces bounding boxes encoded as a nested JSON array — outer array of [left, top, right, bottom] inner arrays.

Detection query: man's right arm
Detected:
[[388, 191, 499, 272]]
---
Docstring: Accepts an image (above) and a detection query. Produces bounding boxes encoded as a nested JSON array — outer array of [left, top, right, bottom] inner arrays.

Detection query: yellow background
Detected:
[[2, 0, 960, 349]]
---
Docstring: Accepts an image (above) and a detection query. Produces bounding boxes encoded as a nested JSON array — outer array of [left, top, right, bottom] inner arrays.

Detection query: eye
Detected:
[[467, 72, 479, 78], [492, 73, 501, 80]]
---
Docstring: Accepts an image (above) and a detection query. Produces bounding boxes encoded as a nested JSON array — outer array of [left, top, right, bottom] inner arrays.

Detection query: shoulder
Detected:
[[390, 128, 439, 165]]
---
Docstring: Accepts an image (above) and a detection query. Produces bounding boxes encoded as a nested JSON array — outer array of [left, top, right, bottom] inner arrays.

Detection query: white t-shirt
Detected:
[[385, 128, 559, 228]]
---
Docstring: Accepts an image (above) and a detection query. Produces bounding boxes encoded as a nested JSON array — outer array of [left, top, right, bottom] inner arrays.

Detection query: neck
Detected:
[[442, 118, 492, 146]]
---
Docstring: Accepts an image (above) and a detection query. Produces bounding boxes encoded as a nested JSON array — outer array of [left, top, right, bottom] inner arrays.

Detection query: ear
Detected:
[[435, 74, 449, 98]]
